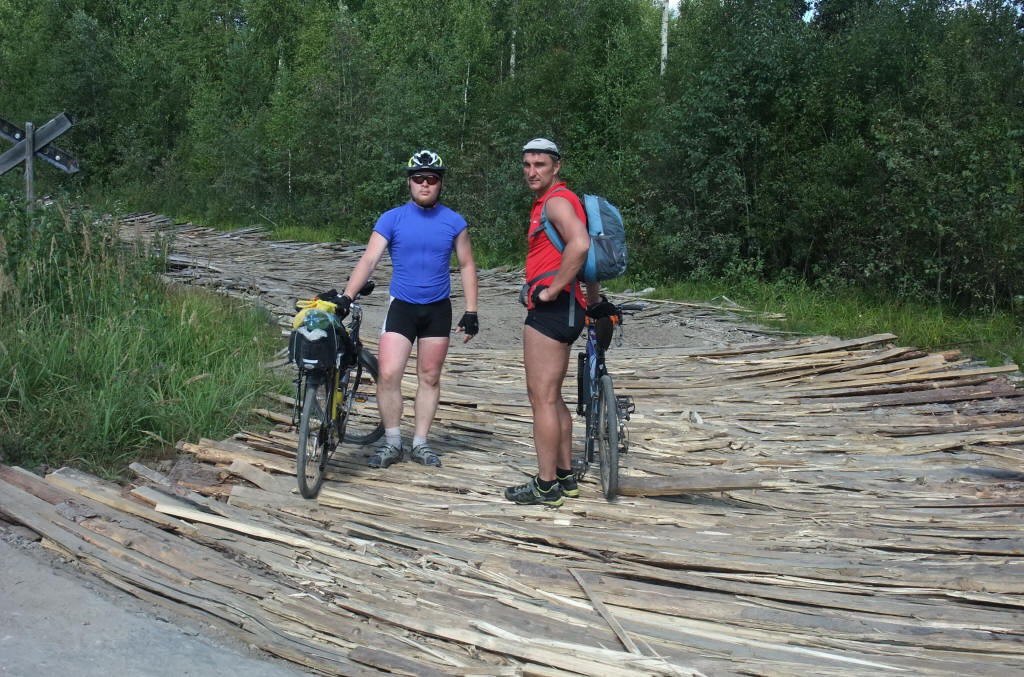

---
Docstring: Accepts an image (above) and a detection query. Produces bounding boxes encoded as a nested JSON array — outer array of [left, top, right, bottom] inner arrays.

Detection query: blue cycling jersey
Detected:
[[373, 201, 468, 304]]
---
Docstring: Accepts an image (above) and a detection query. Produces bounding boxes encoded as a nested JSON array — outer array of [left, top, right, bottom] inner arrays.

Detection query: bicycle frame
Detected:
[[573, 304, 639, 497], [329, 301, 364, 430]]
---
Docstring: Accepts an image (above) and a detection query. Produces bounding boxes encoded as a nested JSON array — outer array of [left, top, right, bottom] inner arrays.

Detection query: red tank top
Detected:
[[525, 182, 587, 309]]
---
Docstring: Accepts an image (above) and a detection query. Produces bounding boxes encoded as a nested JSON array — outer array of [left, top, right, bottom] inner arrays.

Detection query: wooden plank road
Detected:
[[1, 215, 1022, 675]]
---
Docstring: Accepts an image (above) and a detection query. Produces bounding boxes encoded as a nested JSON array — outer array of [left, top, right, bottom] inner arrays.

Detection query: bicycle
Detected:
[[290, 282, 383, 498], [574, 300, 642, 500]]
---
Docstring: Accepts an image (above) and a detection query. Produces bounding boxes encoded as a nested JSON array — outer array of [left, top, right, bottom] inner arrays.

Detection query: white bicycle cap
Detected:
[[522, 137, 560, 158]]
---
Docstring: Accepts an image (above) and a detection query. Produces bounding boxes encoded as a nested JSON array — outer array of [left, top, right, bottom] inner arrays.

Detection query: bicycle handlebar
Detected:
[[589, 301, 643, 332], [294, 280, 376, 312]]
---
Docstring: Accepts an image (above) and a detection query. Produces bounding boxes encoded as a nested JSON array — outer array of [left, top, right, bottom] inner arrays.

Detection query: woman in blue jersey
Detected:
[[338, 150, 479, 468]]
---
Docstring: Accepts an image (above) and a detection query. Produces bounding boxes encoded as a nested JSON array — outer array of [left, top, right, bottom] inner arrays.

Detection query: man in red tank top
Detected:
[[505, 138, 602, 507]]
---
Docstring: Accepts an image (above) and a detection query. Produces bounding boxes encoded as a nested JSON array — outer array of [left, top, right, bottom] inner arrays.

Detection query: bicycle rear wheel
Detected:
[[596, 374, 619, 500], [341, 349, 384, 445], [296, 374, 332, 498]]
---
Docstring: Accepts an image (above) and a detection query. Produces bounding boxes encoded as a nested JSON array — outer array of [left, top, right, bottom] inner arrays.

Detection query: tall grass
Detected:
[[0, 196, 285, 478], [639, 276, 1024, 368]]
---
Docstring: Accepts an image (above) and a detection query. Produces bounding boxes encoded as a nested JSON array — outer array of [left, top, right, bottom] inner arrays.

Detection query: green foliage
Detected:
[[0, 197, 283, 476], [657, 275, 1024, 368], [0, 0, 1021, 316]]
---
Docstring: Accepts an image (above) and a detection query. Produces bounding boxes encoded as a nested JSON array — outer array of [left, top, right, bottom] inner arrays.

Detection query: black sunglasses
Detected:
[[410, 174, 440, 185]]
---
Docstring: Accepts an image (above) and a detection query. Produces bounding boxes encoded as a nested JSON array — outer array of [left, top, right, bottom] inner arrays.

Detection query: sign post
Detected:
[[0, 113, 78, 211], [24, 121, 34, 211]]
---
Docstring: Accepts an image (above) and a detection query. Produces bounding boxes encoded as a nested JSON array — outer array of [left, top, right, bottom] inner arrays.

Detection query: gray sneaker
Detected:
[[367, 442, 403, 469], [409, 443, 441, 467]]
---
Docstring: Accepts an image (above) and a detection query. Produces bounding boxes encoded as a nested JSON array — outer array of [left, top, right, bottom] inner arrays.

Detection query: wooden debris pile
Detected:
[[3, 331, 1024, 675]]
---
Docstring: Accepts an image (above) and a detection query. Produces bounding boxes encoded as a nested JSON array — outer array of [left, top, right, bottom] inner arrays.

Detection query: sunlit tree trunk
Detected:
[[460, 62, 470, 150], [510, 28, 516, 79], [660, 0, 669, 77]]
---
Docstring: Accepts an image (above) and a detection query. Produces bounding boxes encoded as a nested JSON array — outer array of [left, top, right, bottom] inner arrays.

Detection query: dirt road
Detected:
[[126, 213, 784, 352]]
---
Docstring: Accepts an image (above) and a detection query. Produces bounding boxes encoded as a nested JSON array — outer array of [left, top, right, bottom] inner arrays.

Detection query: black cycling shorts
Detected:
[[383, 297, 452, 343], [525, 290, 585, 345]]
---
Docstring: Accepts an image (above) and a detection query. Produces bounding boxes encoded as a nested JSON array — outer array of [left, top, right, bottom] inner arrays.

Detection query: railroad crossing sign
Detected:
[[0, 113, 79, 176], [0, 112, 78, 212]]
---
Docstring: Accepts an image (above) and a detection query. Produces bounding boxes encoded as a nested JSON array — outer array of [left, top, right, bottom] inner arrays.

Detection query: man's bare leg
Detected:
[[523, 325, 572, 482], [411, 336, 450, 440]]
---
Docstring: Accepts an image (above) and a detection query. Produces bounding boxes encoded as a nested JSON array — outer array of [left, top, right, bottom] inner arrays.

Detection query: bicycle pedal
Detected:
[[616, 395, 635, 419], [571, 458, 588, 481]]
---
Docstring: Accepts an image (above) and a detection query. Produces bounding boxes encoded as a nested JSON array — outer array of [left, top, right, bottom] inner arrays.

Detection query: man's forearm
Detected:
[[460, 264, 478, 312], [545, 240, 588, 293], [343, 256, 376, 298]]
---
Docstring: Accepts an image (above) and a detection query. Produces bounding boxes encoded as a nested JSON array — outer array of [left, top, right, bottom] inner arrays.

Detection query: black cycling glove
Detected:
[[317, 288, 341, 303], [457, 311, 479, 336], [586, 295, 618, 320], [530, 284, 552, 307], [335, 294, 353, 319]]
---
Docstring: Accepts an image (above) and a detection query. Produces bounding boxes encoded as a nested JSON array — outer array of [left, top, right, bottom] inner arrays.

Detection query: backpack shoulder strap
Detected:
[[533, 188, 583, 325], [536, 187, 570, 250]]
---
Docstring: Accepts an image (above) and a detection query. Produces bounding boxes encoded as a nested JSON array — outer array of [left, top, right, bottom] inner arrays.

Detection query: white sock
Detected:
[[385, 427, 402, 448], [412, 435, 427, 449]]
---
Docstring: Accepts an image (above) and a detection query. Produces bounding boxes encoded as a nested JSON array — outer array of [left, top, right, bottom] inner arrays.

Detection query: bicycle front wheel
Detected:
[[296, 375, 332, 498], [596, 374, 619, 500], [577, 352, 596, 478], [341, 349, 384, 445]]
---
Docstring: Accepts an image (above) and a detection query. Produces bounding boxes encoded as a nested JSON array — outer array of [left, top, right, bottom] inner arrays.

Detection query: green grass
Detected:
[[0, 197, 287, 479], [269, 224, 338, 243], [623, 276, 1024, 368]]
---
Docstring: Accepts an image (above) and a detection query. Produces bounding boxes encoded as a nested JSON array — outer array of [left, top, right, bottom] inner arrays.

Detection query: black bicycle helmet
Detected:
[[406, 149, 445, 176]]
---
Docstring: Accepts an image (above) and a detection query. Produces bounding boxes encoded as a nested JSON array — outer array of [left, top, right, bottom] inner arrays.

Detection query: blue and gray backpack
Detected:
[[539, 188, 628, 283]]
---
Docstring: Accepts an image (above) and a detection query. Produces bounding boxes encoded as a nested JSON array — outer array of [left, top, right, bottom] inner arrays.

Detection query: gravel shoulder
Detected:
[[0, 526, 313, 676]]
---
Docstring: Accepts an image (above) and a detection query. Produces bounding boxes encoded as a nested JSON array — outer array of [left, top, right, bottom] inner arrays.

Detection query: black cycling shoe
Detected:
[[556, 472, 579, 498], [504, 476, 564, 507]]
